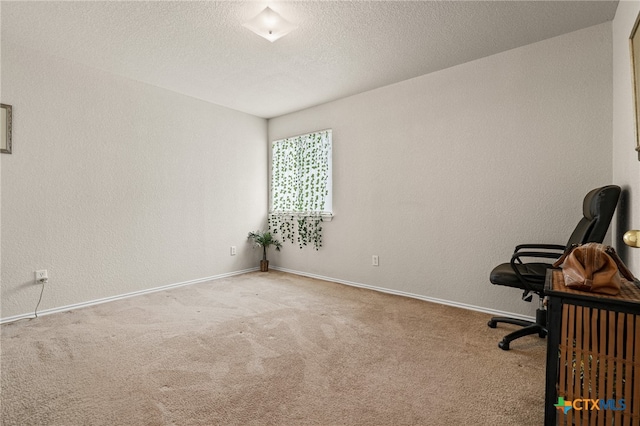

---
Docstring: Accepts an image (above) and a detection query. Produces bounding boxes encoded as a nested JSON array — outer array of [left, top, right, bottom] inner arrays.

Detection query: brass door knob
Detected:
[[623, 230, 640, 248]]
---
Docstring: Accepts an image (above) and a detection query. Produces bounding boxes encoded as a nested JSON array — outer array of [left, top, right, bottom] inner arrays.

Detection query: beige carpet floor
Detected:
[[1, 271, 546, 425]]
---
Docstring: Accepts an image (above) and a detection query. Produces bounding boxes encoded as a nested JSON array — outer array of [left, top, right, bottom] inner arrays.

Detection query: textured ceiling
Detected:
[[2, 1, 619, 119]]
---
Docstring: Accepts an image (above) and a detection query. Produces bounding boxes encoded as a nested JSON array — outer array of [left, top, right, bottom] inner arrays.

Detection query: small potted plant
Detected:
[[247, 230, 282, 272]]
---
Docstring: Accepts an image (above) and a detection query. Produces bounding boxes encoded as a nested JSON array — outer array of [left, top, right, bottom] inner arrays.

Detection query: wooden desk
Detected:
[[544, 269, 640, 425]]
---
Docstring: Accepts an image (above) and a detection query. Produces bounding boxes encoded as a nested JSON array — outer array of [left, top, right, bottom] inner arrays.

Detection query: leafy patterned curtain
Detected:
[[270, 130, 332, 249]]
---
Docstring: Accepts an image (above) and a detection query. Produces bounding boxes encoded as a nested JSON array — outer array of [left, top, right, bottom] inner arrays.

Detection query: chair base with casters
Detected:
[[488, 300, 547, 350]]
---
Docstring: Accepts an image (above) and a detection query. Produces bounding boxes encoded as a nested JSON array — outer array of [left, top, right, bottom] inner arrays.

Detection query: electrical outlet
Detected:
[[372, 255, 379, 266], [230, 246, 237, 256], [35, 270, 49, 284]]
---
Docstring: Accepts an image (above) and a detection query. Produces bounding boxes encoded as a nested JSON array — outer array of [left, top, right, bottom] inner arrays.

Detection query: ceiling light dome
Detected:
[[243, 7, 297, 42]]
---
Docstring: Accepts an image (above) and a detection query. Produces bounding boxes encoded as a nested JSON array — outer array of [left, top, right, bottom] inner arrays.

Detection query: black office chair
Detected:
[[488, 185, 621, 350]]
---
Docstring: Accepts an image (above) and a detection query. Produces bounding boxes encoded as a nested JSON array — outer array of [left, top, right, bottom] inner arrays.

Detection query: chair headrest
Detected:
[[583, 185, 621, 220]]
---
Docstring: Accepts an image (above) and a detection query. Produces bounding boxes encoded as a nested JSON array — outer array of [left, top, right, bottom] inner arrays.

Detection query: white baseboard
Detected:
[[271, 266, 536, 322], [0, 268, 259, 324], [1, 266, 535, 325]]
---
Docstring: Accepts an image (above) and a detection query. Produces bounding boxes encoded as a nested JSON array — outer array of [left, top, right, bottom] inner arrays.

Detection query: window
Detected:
[[269, 129, 332, 249]]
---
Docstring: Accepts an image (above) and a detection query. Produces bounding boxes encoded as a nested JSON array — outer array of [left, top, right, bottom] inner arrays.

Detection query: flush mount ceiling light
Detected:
[[243, 6, 297, 42]]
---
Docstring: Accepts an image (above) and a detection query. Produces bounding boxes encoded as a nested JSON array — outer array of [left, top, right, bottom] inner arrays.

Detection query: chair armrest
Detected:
[[511, 251, 564, 262], [509, 251, 563, 290], [514, 243, 566, 252], [512, 245, 566, 266]]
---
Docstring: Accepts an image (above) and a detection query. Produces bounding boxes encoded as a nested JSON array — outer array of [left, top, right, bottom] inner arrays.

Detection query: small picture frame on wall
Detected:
[[629, 12, 640, 161], [1, 103, 12, 154]]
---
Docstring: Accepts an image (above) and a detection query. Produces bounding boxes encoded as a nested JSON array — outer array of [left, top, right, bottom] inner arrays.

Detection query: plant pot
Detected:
[[260, 260, 269, 272]]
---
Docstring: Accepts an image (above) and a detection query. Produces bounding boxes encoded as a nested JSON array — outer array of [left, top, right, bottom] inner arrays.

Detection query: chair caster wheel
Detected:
[[487, 320, 497, 328], [539, 331, 547, 338], [498, 340, 510, 351]]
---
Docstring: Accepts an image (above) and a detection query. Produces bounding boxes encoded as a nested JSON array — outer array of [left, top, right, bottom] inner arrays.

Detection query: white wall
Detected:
[[613, 1, 640, 273], [1, 42, 268, 320], [269, 23, 613, 317], [1, 19, 626, 322]]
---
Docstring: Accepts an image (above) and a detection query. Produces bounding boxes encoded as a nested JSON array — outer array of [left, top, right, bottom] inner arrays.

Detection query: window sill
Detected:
[[269, 212, 333, 222]]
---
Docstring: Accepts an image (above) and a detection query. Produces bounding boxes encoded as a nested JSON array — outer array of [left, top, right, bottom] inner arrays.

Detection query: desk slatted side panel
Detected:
[[556, 303, 639, 425]]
